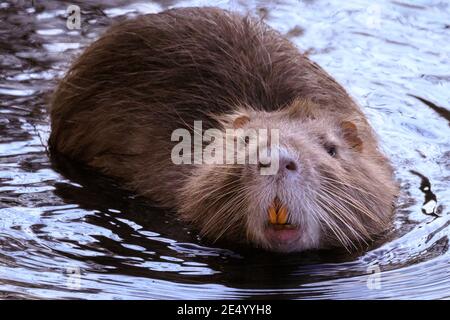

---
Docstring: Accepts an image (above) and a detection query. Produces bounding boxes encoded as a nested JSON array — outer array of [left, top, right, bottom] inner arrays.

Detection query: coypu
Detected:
[[49, 7, 398, 252]]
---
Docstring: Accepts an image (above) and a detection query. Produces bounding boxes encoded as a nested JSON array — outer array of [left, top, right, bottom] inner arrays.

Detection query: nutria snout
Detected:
[[49, 7, 398, 252]]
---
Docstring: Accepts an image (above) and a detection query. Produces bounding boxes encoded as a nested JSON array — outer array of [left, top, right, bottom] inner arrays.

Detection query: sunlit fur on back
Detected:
[[49, 7, 398, 252]]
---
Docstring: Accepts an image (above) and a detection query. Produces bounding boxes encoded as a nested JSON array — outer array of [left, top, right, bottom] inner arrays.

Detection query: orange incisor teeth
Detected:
[[268, 202, 288, 225], [277, 206, 288, 224], [268, 206, 277, 224]]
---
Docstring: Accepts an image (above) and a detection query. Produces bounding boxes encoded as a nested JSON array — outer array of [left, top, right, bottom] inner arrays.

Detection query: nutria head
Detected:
[[178, 99, 398, 252]]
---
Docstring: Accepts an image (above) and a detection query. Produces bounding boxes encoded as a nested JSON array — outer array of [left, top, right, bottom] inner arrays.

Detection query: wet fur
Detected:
[[49, 7, 398, 252]]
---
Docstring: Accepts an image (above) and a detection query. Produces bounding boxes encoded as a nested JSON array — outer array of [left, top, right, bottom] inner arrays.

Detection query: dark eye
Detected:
[[326, 145, 337, 157]]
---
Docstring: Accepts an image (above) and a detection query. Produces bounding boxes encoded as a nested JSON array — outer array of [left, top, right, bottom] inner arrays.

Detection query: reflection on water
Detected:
[[0, 0, 449, 299]]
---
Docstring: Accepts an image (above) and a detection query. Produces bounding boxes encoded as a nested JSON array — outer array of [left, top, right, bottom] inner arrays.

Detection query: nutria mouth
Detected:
[[268, 197, 290, 225], [266, 197, 302, 245]]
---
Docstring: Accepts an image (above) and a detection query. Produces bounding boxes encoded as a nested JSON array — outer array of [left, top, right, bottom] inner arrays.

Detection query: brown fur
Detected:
[[49, 7, 398, 252]]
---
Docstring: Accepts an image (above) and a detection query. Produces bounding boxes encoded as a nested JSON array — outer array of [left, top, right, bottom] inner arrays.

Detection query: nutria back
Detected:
[[50, 7, 398, 252], [50, 7, 363, 155]]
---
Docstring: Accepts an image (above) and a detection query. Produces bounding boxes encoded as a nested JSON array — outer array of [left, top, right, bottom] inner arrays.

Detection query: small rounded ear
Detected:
[[212, 111, 251, 129], [341, 121, 363, 152], [233, 115, 250, 129]]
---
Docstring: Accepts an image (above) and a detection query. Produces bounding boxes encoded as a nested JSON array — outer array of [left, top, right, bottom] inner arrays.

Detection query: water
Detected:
[[0, 0, 449, 299]]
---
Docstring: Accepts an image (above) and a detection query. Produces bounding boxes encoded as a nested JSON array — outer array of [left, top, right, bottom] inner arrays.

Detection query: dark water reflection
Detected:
[[0, 0, 449, 299]]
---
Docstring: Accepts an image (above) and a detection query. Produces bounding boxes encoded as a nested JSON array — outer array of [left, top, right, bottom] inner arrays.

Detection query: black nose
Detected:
[[258, 157, 298, 172], [285, 160, 297, 171]]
